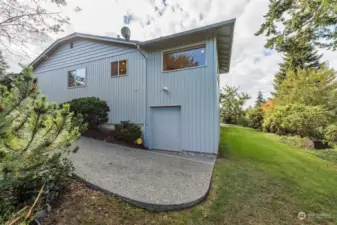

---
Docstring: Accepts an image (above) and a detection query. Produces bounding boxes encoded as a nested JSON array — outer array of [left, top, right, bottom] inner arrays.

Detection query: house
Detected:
[[31, 19, 235, 154]]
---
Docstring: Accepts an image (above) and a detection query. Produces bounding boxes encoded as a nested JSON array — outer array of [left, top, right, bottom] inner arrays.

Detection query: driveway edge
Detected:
[[74, 171, 213, 212]]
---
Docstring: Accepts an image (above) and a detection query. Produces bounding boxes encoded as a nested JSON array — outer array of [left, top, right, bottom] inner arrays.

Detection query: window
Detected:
[[68, 68, 86, 88], [70, 41, 73, 48], [111, 60, 127, 77], [163, 45, 206, 71]]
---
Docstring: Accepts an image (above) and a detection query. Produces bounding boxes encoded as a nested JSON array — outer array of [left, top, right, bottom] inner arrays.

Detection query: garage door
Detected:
[[151, 106, 181, 151]]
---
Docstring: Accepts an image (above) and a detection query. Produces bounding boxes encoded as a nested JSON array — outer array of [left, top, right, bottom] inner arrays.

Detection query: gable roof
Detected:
[[31, 19, 235, 73]]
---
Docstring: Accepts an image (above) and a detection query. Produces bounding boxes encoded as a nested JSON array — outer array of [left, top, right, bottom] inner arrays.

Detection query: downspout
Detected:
[[136, 44, 148, 147]]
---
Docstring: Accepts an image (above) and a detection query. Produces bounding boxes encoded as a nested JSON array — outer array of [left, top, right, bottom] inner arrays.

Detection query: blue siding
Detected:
[[34, 37, 221, 154], [144, 37, 220, 154], [34, 39, 146, 124], [35, 39, 135, 73]]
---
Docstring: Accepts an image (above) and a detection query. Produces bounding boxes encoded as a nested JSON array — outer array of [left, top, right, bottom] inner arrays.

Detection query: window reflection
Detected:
[[163, 45, 206, 71]]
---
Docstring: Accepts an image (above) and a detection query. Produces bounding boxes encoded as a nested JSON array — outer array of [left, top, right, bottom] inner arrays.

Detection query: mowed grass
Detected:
[[45, 127, 337, 225]]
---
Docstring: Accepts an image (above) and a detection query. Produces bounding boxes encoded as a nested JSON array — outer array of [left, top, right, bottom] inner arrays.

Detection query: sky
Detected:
[[5, 0, 337, 106]]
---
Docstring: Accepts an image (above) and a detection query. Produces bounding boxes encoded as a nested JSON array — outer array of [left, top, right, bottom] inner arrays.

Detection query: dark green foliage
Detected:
[[63, 97, 110, 129], [0, 66, 83, 221], [0, 51, 8, 77], [273, 41, 322, 93], [255, 91, 265, 107], [246, 107, 264, 130], [220, 86, 250, 125], [256, 0, 337, 50], [114, 121, 142, 144]]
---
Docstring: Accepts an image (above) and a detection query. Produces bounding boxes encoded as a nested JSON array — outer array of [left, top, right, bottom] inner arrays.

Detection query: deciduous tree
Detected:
[[0, 0, 79, 56], [220, 86, 250, 125]]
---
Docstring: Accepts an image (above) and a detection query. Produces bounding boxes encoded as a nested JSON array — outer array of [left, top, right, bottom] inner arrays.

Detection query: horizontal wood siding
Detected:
[[34, 40, 145, 124], [144, 37, 219, 154]]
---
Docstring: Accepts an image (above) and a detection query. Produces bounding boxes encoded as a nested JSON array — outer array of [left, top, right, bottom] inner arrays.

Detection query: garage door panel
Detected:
[[151, 107, 181, 151]]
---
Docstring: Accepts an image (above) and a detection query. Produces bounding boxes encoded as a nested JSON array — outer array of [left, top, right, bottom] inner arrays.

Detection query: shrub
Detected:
[[324, 124, 337, 142], [114, 121, 142, 144], [63, 97, 110, 129], [246, 107, 264, 130], [263, 104, 332, 140]]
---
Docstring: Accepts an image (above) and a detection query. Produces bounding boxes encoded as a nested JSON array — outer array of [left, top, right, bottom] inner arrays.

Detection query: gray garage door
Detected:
[[151, 106, 181, 151]]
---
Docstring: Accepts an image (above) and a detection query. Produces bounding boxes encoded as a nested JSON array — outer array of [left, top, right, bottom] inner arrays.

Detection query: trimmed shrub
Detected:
[[263, 104, 332, 140], [114, 121, 142, 144], [63, 97, 110, 129]]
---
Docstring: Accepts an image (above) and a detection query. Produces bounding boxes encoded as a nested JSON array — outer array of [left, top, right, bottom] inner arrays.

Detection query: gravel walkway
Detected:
[[69, 137, 216, 211]]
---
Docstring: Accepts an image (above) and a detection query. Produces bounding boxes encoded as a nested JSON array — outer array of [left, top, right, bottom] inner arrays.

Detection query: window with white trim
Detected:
[[111, 60, 127, 77], [163, 45, 206, 72]]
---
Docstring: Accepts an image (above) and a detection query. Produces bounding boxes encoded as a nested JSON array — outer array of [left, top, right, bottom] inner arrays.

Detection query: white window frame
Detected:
[[67, 68, 86, 89], [162, 42, 207, 73], [111, 59, 128, 77]]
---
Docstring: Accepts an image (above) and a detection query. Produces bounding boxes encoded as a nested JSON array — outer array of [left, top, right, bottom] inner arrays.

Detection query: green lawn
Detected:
[[46, 126, 337, 225]]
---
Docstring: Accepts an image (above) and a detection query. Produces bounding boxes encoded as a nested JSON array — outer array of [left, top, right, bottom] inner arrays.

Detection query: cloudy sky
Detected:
[[5, 0, 337, 106]]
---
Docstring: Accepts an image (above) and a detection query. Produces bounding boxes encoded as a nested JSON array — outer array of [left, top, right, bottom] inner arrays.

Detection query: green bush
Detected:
[[114, 121, 142, 144], [324, 124, 337, 142], [246, 107, 264, 130], [63, 97, 110, 129], [263, 104, 332, 140]]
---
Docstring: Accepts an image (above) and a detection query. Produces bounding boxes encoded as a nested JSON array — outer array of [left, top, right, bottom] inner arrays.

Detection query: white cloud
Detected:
[[5, 0, 337, 106]]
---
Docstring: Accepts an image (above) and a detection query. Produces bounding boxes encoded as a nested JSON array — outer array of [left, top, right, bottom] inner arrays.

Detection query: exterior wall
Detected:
[[144, 37, 219, 154], [34, 39, 146, 124]]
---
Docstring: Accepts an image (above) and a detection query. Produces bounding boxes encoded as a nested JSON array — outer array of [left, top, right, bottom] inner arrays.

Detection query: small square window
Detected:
[[68, 68, 86, 88], [111, 60, 127, 77]]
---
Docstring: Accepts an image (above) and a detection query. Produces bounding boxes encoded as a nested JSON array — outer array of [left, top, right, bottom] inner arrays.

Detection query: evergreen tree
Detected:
[[273, 40, 322, 94], [0, 51, 8, 77], [255, 90, 265, 107], [0, 66, 85, 219], [256, 0, 337, 50]]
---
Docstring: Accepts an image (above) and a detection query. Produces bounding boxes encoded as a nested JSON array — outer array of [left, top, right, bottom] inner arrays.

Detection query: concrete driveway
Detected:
[[69, 137, 216, 211]]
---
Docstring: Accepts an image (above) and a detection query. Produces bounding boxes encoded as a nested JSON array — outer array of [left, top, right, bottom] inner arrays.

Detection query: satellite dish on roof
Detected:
[[121, 26, 131, 40]]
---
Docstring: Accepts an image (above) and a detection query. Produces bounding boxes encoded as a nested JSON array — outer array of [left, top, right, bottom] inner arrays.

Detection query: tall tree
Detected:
[[255, 90, 265, 107], [256, 0, 337, 51], [220, 86, 250, 125], [276, 65, 337, 112], [273, 40, 322, 93], [0, 0, 80, 56], [0, 50, 8, 77]]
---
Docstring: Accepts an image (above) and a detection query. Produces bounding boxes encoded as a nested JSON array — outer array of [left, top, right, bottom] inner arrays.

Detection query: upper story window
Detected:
[[163, 44, 206, 72], [70, 41, 74, 48], [68, 68, 86, 88], [111, 60, 127, 77]]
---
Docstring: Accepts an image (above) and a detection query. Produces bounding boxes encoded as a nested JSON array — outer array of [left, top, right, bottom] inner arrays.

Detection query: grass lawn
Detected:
[[45, 126, 337, 225]]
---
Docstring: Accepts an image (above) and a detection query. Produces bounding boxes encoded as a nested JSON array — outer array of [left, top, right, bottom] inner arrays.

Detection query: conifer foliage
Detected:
[[273, 41, 322, 93], [0, 66, 84, 220]]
